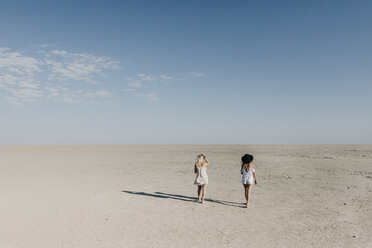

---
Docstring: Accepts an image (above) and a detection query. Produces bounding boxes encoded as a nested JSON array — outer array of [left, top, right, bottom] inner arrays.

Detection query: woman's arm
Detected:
[[241, 164, 244, 175], [252, 164, 257, 184], [253, 172, 257, 184], [194, 164, 197, 174], [204, 158, 210, 166]]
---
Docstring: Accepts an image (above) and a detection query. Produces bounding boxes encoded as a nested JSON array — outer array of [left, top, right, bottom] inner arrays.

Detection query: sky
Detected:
[[0, 0, 371, 144]]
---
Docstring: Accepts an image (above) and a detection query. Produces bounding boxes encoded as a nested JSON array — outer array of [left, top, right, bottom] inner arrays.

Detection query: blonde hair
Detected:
[[196, 154, 206, 165]]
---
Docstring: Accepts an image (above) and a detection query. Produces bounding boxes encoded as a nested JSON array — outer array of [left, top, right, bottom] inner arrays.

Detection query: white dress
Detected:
[[241, 166, 255, 185], [194, 165, 208, 185]]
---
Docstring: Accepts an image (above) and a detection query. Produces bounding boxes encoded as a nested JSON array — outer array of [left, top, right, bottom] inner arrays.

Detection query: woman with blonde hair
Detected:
[[194, 154, 210, 203], [241, 154, 257, 208]]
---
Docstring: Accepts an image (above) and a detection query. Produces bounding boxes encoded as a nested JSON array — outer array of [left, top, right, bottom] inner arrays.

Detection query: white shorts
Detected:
[[242, 175, 254, 185]]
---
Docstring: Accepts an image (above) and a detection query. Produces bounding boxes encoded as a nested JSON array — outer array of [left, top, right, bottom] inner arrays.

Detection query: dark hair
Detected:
[[241, 154, 253, 165]]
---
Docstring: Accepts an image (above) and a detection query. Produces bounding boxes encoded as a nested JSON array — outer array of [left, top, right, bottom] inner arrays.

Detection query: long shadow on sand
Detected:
[[122, 190, 245, 208]]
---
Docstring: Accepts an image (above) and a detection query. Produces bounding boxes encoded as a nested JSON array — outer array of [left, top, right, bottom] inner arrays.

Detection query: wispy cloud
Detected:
[[125, 73, 178, 102], [44, 49, 120, 84], [1, 46, 182, 105], [160, 74, 177, 81], [0, 48, 41, 75], [146, 92, 158, 102], [127, 73, 156, 88], [83, 90, 110, 98], [39, 43, 56, 48], [132, 91, 159, 102], [190, 71, 204, 78], [0, 48, 43, 104], [128, 81, 143, 88], [0, 47, 119, 105]]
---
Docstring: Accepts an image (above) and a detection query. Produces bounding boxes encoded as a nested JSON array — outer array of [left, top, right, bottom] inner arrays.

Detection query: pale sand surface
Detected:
[[0, 145, 371, 248]]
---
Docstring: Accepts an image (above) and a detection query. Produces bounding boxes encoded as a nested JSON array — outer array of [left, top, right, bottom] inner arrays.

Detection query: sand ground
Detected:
[[0, 145, 371, 248]]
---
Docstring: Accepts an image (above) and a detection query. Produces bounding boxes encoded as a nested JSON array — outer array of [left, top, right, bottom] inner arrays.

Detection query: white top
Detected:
[[241, 166, 255, 185], [194, 165, 208, 185]]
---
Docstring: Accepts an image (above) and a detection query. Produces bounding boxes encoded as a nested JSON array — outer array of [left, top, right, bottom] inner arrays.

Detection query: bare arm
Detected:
[[204, 158, 210, 166], [252, 164, 257, 184], [194, 164, 197, 174]]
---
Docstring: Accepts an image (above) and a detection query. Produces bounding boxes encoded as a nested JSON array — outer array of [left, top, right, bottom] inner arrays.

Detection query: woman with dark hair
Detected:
[[241, 154, 257, 208]]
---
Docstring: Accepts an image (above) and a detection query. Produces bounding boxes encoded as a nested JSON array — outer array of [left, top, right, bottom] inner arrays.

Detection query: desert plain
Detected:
[[0, 145, 371, 248]]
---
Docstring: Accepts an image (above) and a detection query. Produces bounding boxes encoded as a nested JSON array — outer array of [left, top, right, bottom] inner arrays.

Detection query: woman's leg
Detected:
[[243, 184, 248, 203], [246, 184, 252, 208], [201, 184, 206, 203], [197, 185, 202, 202]]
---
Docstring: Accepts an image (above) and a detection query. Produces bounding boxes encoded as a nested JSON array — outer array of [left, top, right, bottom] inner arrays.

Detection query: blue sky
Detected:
[[0, 0, 371, 144]]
